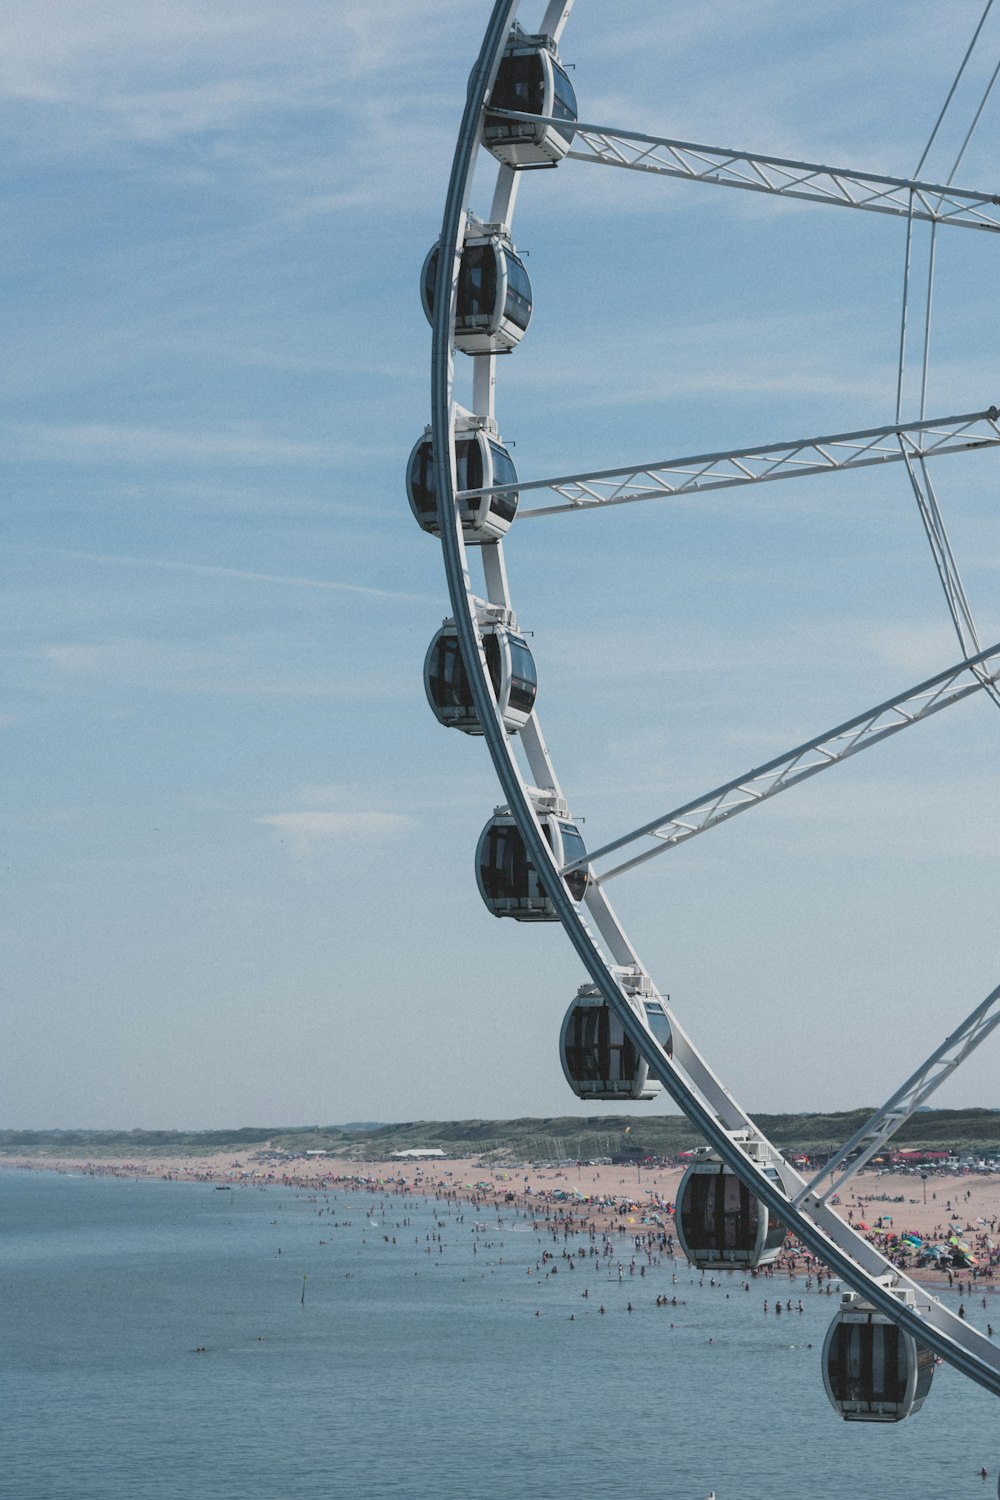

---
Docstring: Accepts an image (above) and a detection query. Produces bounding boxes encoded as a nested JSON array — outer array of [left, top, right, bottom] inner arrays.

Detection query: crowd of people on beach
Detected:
[[6, 1151, 1000, 1292]]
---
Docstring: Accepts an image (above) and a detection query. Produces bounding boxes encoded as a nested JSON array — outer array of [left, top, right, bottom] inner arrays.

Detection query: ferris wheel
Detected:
[[413, 0, 1000, 1416]]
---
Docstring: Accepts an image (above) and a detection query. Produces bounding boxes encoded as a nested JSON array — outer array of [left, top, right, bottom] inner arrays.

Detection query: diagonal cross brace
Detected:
[[562, 640, 1000, 880], [795, 979, 1000, 1207]]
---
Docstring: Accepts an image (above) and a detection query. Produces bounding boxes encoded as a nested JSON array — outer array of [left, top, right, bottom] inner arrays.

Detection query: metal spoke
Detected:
[[459, 406, 1000, 518], [901, 449, 1000, 709], [794, 979, 1000, 1208], [485, 110, 1000, 231], [564, 640, 1000, 880]]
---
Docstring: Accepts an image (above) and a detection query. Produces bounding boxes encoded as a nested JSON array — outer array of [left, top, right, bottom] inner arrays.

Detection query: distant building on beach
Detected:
[[390, 1148, 447, 1160], [611, 1141, 650, 1165]]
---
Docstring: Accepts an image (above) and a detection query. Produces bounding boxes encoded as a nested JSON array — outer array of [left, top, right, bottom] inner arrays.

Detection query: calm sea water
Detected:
[[2, 1168, 998, 1500]]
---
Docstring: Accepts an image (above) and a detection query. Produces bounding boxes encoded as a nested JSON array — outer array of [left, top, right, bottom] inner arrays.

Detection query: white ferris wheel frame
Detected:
[[427, 0, 1000, 1401]]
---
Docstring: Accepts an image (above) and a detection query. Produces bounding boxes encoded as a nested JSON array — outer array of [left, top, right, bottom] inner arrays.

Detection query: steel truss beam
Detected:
[[796, 980, 1000, 1209], [566, 640, 1000, 880], [460, 406, 1000, 517], [486, 109, 1000, 231]]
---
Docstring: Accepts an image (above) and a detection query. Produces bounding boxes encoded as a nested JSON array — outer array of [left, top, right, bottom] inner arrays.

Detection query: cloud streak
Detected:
[[5, 421, 370, 467], [34, 548, 436, 605], [258, 809, 415, 852]]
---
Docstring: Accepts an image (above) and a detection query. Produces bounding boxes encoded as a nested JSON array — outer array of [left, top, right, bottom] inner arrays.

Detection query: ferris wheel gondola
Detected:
[[476, 803, 589, 920], [560, 978, 671, 1100], [422, 224, 532, 355], [675, 1151, 787, 1271], [424, 619, 537, 735], [483, 27, 577, 167], [823, 1292, 935, 1422], [407, 417, 518, 541]]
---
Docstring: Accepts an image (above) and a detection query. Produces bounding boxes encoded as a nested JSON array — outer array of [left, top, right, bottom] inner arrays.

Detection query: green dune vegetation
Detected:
[[2, 1108, 1000, 1162]]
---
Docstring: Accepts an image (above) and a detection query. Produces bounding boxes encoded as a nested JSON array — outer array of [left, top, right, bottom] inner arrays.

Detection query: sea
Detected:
[[2, 1168, 998, 1500]]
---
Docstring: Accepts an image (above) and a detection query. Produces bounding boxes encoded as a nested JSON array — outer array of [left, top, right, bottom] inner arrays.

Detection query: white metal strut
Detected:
[[486, 109, 1000, 231], [795, 978, 1000, 1209], [566, 640, 1000, 881], [459, 406, 1000, 517]]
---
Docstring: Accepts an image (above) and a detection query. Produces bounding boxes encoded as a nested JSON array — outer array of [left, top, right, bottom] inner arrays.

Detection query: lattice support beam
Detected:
[[459, 407, 1000, 517], [486, 110, 1000, 231], [795, 979, 1000, 1207], [563, 640, 1000, 880]]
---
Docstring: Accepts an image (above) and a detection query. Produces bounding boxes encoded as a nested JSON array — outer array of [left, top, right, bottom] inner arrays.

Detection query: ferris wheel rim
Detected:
[[426, 0, 1000, 1402]]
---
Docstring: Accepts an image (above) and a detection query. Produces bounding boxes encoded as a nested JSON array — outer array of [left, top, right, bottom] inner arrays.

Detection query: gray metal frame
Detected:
[[462, 406, 1000, 517], [487, 109, 1000, 230], [427, 0, 1000, 1402], [566, 639, 1000, 881]]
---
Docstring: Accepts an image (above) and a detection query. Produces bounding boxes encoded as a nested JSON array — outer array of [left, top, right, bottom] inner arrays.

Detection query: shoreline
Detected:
[[4, 1151, 999, 1292]]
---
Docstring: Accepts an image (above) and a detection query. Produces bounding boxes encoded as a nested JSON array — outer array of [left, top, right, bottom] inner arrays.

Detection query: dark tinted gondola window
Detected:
[[482, 633, 502, 698], [428, 632, 501, 716], [504, 254, 533, 331], [422, 248, 439, 317], [566, 1004, 603, 1081], [458, 244, 497, 323], [481, 821, 551, 903], [550, 61, 578, 140], [615, 1021, 637, 1083], [411, 438, 484, 526], [480, 824, 527, 901], [456, 437, 484, 522], [423, 244, 499, 326], [507, 637, 537, 714], [681, 1171, 759, 1252], [827, 1323, 908, 1408], [489, 53, 546, 116], [409, 441, 435, 520], [566, 1002, 637, 1084], [427, 634, 465, 710], [488, 442, 519, 522], [558, 822, 588, 901]]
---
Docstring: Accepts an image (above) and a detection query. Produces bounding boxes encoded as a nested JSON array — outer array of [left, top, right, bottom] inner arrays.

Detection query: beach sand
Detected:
[[2, 1148, 998, 1288]]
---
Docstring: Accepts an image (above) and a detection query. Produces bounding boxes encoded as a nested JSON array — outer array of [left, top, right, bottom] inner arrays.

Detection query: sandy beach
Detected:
[[3, 1149, 998, 1291]]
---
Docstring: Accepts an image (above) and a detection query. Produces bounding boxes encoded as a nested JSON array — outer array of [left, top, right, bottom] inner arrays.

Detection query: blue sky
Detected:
[[4, 0, 1000, 1129]]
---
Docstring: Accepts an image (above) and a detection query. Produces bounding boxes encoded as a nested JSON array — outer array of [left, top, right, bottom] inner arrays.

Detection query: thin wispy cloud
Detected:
[[257, 809, 415, 852], [30, 635, 414, 701], [5, 421, 370, 467], [35, 548, 436, 605]]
